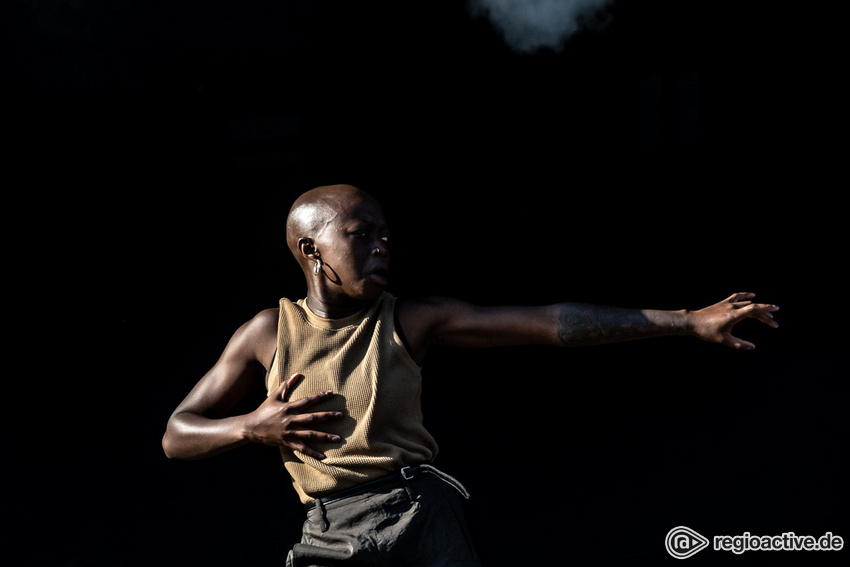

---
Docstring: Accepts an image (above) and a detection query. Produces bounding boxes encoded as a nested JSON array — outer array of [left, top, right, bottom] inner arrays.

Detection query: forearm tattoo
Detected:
[[557, 303, 679, 346]]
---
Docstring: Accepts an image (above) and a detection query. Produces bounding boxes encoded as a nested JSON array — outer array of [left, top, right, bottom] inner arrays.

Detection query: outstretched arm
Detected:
[[556, 292, 778, 350], [397, 293, 778, 363]]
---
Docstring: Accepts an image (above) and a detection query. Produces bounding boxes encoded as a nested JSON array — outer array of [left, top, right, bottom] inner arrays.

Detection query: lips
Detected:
[[368, 265, 389, 286]]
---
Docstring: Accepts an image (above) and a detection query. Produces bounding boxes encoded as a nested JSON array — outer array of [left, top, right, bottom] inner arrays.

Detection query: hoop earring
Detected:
[[313, 258, 323, 275]]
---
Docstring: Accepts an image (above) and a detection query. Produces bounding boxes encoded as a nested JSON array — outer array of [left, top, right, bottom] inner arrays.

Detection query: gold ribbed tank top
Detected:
[[267, 292, 439, 503]]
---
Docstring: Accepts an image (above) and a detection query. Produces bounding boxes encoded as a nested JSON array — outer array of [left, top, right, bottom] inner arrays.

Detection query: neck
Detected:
[[304, 292, 368, 319]]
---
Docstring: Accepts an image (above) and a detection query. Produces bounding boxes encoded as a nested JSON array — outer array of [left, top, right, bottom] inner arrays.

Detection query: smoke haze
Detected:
[[469, 0, 614, 53]]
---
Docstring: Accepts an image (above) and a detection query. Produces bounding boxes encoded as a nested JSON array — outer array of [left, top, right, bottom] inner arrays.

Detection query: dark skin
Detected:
[[162, 184, 780, 461]]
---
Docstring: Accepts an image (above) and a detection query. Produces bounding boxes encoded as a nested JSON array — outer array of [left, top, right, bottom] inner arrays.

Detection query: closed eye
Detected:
[[347, 227, 389, 243]]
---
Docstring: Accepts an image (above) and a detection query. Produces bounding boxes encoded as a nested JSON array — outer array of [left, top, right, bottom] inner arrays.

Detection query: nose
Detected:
[[372, 238, 388, 257]]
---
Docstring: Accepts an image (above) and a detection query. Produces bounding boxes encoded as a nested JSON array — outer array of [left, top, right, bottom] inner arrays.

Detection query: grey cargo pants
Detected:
[[286, 466, 481, 566]]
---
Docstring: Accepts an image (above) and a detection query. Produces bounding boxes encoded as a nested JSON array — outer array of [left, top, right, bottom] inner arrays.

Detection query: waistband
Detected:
[[305, 464, 470, 511]]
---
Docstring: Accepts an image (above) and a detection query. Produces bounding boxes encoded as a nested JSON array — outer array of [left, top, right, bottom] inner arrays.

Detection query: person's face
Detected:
[[313, 197, 390, 302]]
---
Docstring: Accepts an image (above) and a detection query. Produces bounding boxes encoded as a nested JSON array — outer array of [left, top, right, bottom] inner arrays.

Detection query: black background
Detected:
[[5, 1, 846, 565]]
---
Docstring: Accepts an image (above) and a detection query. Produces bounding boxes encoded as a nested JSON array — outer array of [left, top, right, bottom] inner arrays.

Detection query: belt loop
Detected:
[[314, 498, 330, 532], [400, 466, 420, 501]]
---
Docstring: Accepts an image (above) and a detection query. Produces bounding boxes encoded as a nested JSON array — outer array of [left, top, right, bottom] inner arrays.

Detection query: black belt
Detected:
[[305, 464, 469, 511]]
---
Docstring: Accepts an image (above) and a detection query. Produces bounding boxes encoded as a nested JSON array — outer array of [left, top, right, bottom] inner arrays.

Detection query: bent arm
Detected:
[[162, 310, 276, 460], [161, 364, 260, 460], [162, 309, 344, 461]]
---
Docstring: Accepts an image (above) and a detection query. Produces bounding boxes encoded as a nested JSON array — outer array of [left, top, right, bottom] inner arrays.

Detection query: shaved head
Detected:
[[284, 184, 390, 308], [285, 184, 378, 256]]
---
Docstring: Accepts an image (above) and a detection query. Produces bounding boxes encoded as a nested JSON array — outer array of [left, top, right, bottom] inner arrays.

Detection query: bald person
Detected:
[[163, 184, 779, 566]]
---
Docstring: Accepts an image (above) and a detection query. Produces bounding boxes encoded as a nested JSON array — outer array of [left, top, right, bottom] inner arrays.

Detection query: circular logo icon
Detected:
[[666, 526, 709, 559]]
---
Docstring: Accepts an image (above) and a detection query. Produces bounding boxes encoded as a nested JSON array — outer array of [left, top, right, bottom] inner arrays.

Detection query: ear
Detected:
[[298, 238, 318, 259]]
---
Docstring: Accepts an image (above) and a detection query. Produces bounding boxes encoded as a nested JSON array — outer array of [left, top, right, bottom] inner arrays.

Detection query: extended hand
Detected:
[[690, 292, 779, 350], [245, 373, 343, 459]]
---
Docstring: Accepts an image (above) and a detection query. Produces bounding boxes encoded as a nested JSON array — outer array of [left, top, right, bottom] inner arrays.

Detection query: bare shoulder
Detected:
[[249, 307, 279, 334], [394, 296, 473, 364], [224, 307, 279, 371], [232, 307, 279, 341], [395, 296, 464, 326], [251, 307, 279, 359]]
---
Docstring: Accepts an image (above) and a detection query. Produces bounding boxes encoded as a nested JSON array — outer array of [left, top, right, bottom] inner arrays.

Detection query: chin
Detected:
[[358, 282, 387, 301]]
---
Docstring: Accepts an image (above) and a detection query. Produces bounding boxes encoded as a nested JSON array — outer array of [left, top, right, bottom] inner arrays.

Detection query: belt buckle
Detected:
[[400, 466, 415, 480]]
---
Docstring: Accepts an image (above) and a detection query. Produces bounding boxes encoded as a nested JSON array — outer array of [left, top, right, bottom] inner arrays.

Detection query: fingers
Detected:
[[278, 373, 340, 408], [726, 292, 756, 304], [286, 389, 340, 412], [293, 444, 329, 461], [755, 311, 780, 328], [283, 425, 343, 459], [725, 297, 780, 350], [283, 412, 344, 460], [286, 438, 334, 460], [287, 410, 345, 427], [280, 376, 344, 440], [272, 373, 344, 459], [739, 302, 780, 326], [724, 294, 780, 324], [726, 334, 757, 351], [725, 293, 780, 313], [709, 294, 780, 351], [277, 372, 304, 401]]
